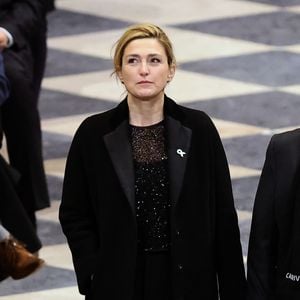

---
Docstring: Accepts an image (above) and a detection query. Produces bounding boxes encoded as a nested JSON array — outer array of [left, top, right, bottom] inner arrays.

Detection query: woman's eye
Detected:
[[151, 58, 161, 63], [128, 58, 138, 64]]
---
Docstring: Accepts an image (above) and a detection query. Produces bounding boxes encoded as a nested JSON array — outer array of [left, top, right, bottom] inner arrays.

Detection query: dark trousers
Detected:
[[0, 154, 41, 252], [2, 32, 50, 227], [133, 250, 172, 300]]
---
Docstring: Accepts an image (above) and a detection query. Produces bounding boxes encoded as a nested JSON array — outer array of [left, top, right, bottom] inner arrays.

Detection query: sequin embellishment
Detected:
[[130, 121, 170, 252]]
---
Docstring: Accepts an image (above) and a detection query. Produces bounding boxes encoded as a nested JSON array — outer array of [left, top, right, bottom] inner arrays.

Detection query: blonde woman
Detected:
[[59, 23, 246, 300]]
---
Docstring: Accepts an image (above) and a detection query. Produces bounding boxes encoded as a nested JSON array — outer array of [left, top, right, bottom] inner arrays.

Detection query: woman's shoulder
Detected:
[[74, 107, 118, 138], [271, 128, 300, 148], [176, 104, 216, 131], [179, 104, 211, 119], [267, 128, 300, 161], [83, 109, 115, 126]]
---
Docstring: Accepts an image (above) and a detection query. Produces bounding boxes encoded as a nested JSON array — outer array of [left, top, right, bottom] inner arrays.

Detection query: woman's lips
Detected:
[[138, 81, 152, 84]]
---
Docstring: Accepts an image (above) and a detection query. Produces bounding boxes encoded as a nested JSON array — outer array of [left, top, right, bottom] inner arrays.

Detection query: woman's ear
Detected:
[[117, 71, 124, 84], [167, 64, 176, 82]]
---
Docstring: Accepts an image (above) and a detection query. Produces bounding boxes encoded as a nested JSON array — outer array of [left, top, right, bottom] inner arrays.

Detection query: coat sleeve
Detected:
[[209, 119, 246, 300], [59, 124, 99, 295], [247, 137, 278, 300], [0, 54, 9, 106]]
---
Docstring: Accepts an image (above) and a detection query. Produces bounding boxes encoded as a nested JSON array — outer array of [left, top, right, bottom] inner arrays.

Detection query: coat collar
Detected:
[[103, 119, 135, 213], [166, 115, 191, 214], [110, 95, 184, 128], [103, 95, 191, 216]]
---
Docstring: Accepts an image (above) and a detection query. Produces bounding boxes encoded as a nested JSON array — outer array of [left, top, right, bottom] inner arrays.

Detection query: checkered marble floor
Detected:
[[1, 0, 300, 297]]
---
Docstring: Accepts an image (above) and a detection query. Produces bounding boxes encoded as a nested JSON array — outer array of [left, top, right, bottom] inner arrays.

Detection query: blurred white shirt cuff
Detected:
[[0, 27, 14, 47]]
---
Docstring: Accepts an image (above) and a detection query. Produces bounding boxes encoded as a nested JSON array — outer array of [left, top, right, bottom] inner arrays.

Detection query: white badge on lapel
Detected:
[[176, 149, 186, 158]]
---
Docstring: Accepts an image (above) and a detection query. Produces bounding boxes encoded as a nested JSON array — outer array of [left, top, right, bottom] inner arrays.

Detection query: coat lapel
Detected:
[[166, 115, 192, 210], [102, 97, 191, 216], [103, 120, 135, 215]]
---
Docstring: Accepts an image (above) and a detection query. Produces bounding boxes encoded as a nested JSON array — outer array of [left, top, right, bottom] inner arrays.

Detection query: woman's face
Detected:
[[118, 38, 175, 102]]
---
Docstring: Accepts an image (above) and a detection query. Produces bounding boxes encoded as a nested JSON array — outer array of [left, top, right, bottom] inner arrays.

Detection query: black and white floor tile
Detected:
[[1, 0, 300, 297]]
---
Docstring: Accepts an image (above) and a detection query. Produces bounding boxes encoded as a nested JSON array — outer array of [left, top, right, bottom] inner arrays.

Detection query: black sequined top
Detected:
[[130, 121, 171, 252]]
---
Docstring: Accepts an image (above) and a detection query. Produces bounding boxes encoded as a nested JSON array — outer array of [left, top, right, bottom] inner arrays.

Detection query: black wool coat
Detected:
[[59, 96, 246, 300], [247, 129, 300, 300]]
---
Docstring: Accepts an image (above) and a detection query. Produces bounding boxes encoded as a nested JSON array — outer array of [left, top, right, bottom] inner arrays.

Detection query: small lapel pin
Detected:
[[176, 149, 186, 158]]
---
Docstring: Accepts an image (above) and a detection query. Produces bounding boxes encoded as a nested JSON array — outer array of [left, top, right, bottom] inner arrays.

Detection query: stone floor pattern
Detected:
[[1, 0, 300, 298]]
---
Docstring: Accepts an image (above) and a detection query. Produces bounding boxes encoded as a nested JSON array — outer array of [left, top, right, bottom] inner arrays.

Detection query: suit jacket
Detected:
[[247, 129, 300, 300], [59, 96, 246, 300], [0, 0, 55, 85], [0, 0, 54, 211], [0, 0, 54, 48]]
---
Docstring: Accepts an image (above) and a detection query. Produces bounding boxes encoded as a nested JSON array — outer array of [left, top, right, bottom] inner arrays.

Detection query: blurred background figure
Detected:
[[0, 0, 55, 228], [247, 128, 300, 300], [0, 52, 44, 282]]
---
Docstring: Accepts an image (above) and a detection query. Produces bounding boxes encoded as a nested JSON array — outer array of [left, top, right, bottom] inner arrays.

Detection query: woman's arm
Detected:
[[59, 125, 99, 295], [209, 118, 246, 299]]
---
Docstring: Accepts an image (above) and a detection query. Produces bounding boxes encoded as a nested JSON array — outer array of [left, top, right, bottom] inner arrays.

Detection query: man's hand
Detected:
[[0, 31, 8, 50]]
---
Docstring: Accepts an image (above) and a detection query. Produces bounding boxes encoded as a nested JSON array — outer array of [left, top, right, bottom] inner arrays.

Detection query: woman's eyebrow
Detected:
[[125, 53, 162, 57]]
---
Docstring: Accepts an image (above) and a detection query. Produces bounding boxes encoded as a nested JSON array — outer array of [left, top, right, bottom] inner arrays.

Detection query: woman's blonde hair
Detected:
[[112, 23, 176, 76]]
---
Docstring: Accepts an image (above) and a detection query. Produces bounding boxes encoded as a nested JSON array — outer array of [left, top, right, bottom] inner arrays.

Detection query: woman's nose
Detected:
[[139, 61, 149, 75]]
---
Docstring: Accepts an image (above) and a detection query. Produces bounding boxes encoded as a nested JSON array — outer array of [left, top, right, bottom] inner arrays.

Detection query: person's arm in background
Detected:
[[0, 0, 50, 50]]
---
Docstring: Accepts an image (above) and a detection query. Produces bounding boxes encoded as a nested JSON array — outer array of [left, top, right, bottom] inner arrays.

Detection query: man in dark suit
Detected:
[[0, 0, 55, 227], [247, 129, 300, 300], [0, 51, 44, 281]]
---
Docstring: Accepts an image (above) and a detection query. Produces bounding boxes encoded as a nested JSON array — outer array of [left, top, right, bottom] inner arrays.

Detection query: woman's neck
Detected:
[[127, 96, 164, 126]]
